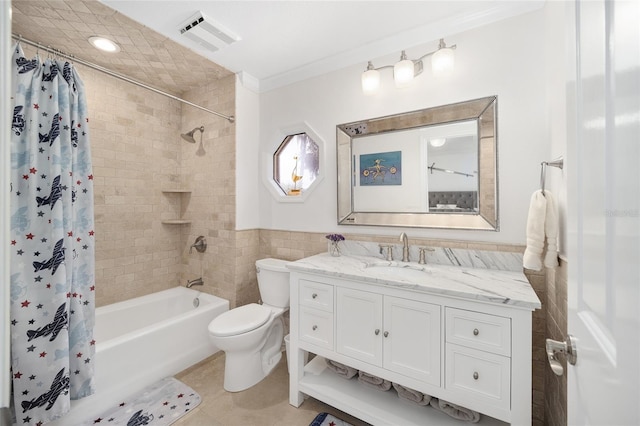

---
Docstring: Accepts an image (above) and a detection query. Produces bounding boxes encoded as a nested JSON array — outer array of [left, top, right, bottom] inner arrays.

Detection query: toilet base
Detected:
[[221, 317, 285, 392], [223, 350, 282, 392]]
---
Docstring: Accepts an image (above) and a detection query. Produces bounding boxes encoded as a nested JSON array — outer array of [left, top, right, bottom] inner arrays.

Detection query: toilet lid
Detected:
[[208, 303, 271, 337]]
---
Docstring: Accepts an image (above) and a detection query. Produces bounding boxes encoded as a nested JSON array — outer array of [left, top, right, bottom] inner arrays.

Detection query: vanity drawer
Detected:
[[299, 306, 334, 350], [445, 343, 510, 412], [299, 280, 333, 312], [446, 308, 511, 356]]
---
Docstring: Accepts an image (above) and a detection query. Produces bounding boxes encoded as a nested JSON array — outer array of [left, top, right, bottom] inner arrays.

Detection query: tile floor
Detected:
[[173, 352, 369, 426]]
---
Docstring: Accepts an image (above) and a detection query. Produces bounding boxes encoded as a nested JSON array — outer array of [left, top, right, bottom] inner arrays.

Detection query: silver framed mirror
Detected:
[[337, 96, 498, 230]]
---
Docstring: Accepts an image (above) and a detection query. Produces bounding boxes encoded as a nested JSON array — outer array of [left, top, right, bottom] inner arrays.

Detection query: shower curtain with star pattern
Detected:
[[9, 43, 95, 425]]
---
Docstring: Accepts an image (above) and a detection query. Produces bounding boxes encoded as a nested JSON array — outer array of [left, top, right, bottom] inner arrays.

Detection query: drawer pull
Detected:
[[312, 325, 318, 331], [473, 371, 479, 380], [312, 293, 318, 299], [473, 328, 479, 336], [375, 329, 380, 335], [383, 331, 389, 338]]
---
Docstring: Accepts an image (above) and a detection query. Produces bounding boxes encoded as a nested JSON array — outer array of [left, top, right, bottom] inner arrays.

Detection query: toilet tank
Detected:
[[256, 258, 290, 308]]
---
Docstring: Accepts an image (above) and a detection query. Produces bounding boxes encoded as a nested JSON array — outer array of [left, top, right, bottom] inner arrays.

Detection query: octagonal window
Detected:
[[273, 133, 320, 196]]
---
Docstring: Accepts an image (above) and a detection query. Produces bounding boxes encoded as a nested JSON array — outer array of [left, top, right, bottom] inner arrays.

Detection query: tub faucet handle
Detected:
[[190, 236, 207, 254], [418, 247, 435, 265]]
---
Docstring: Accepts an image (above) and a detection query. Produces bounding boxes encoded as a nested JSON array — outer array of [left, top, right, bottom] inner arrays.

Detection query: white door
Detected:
[[567, 1, 640, 424]]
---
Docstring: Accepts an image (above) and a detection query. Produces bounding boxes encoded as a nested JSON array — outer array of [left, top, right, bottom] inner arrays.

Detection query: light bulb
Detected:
[[361, 67, 380, 95], [431, 47, 455, 75], [394, 51, 414, 88], [88, 36, 121, 53], [429, 138, 446, 147]]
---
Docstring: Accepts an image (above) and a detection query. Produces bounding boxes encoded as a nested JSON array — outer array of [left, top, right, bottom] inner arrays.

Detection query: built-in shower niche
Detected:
[[161, 189, 192, 224]]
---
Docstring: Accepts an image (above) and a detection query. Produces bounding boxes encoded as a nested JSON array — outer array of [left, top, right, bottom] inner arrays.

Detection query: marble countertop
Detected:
[[287, 253, 541, 310]]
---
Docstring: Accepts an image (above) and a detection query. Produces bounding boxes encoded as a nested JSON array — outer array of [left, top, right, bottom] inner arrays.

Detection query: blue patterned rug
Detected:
[[81, 377, 201, 425], [310, 412, 354, 426]]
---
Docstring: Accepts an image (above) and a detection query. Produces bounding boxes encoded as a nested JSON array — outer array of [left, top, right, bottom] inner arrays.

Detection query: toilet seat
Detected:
[[209, 303, 271, 337]]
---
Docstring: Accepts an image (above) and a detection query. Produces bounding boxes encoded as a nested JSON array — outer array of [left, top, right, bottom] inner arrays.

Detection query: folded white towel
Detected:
[[523, 190, 547, 271], [357, 371, 392, 391], [430, 398, 481, 423], [325, 359, 358, 379], [543, 190, 559, 268], [392, 382, 431, 405]]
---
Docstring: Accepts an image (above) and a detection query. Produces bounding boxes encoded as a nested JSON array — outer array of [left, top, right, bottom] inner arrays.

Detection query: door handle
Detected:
[[546, 334, 577, 376]]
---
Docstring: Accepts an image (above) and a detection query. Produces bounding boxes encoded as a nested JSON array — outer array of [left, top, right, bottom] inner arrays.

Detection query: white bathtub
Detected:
[[49, 286, 228, 425]]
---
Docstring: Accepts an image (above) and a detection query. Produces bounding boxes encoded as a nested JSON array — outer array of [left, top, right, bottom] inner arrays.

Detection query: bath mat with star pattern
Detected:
[[82, 377, 201, 425], [310, 412, 354, 426]]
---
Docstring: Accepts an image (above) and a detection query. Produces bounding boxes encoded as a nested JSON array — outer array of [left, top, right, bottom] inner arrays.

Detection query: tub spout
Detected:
[[187, 277, 204, 288]]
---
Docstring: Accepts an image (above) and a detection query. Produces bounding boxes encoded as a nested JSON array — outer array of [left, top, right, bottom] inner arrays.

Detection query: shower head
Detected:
[[181, 126, 204, 143]]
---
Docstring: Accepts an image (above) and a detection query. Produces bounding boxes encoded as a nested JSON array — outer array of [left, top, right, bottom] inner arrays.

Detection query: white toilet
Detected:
[[208, 258, 290, 392]]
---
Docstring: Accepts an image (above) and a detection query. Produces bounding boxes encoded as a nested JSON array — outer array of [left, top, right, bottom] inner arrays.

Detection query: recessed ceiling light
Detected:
[[88, 36, 120, 53]]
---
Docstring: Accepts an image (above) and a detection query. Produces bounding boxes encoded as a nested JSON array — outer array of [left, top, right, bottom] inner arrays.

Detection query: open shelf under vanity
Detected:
[[299, 355, 507, 426]]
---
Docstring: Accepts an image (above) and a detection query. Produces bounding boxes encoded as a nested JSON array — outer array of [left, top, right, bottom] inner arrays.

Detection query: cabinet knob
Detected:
[[312, 293, 318, 299], [473, 328, 479, 336], [375, 329, 380, 335], [312, 325, 318, 331], [473, 372, 479, 380], [383, 331, 389, 338]]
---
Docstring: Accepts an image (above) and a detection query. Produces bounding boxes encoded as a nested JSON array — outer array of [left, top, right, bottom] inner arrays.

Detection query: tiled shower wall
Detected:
[[73, 50, 238, 308], [81, 59, 184, 306], [78, 58, 255, 310], [179, 77, 258, 308]]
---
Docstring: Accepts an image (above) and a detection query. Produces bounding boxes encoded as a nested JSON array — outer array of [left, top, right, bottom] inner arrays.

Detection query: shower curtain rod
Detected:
[[11, 34, 235, 123]]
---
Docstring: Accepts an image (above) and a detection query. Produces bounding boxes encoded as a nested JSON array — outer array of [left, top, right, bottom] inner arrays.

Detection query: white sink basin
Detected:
[[366, 265, 432, 281]]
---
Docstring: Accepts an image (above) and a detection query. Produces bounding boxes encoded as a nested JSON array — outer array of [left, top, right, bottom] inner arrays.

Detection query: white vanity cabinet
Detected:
[[336, 288, 441, 387], [288, 258, 540, 426]]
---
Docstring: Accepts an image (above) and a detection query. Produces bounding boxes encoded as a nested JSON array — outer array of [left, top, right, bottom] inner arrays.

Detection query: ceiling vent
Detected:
[[179, 11, 240, 53]]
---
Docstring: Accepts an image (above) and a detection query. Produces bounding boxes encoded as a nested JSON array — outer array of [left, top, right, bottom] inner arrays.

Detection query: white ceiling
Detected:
[[99, 1, 544, 92]]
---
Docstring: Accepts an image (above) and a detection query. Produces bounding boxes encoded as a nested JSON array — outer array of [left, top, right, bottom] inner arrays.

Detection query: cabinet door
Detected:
[[383, 296, 441, 386], [336, 287, 383, 366]]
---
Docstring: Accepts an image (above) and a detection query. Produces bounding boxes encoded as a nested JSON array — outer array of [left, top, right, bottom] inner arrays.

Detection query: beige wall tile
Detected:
[[545, 259, 568, 426]]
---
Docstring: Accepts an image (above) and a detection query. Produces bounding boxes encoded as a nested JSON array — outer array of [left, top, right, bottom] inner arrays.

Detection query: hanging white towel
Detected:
[[543, 190, 559, 268], [523, 190, 547, 271], [523, 190, 559, 271]]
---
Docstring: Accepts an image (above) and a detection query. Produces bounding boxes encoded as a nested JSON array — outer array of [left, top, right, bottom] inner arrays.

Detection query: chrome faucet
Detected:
[[186, 277, 204, 288], [399, 232, 410, 262]]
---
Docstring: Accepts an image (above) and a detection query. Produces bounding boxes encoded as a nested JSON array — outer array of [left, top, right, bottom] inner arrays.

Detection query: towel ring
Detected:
[[539, 157, 564, 197]]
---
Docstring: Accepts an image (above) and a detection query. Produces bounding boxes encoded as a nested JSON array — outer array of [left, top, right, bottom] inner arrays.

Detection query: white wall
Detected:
[[544, 1, 570, 257], [235, 75, 261, 230], [258, 8, 552, 244]]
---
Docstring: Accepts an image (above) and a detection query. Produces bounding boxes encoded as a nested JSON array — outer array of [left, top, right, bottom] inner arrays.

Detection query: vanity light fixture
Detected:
[[361, 38, 456, 95], [88, 36, 120, 53]]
